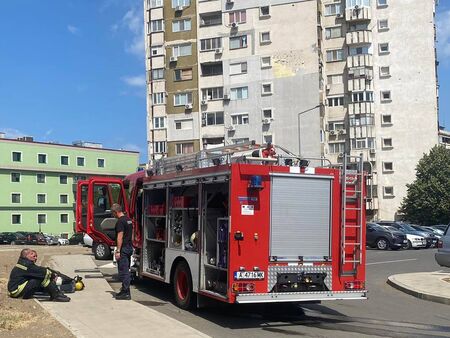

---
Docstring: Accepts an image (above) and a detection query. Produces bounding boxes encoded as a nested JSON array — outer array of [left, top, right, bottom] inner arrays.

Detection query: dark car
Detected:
[[25, 233, 47, 245], [0, 232, 27, 245], [68, 233, 84, 245], [377, 221, 436, 248], [366, 223, 406, 250]]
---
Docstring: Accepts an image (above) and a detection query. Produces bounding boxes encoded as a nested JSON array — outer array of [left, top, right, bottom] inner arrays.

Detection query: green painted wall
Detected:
[[0, 139, 139, 235]]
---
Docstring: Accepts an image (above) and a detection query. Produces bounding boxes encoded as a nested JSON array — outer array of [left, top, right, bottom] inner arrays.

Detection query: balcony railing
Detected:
[[347, 54, 373, 68], [345, 6, 372, 22], [346, 30, 372, 45]]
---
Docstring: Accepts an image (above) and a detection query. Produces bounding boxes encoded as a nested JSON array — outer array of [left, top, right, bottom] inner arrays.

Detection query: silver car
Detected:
[[435, 225, 450, 268]]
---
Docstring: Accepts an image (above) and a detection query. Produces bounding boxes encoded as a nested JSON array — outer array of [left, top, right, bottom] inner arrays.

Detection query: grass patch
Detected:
[[0, 309, 35, 331]]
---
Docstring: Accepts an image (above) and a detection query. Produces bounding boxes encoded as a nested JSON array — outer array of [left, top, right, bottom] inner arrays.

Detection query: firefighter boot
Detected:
[[47, 281, 71, 302], [115, 288, 131, 300]]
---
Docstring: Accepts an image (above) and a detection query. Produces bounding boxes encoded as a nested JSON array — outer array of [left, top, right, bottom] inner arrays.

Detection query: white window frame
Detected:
[[174, 92, 193, 106], [12, 151, 22, 162], [172, 18, 191, 32], [229, 35, 248, 50], [148, 0, 163, 8], [261, 56, 272, 68], [261, 82, 273, 96], [60, 213, 69, 224], [383, 186, 394, 198], [152, 92, 165, 105], [381, 90, 392, 102], [11, 172, 21, 183], [200, 37, 222, 51], [381, 114, 393, 125], [173, 43, 192, 57], [12, 213, 22, 225], [97, 158, 105, 168], [176, 142, 195, 155], [230, 86, 249, 100], [202, 87, 224, 101], [229, 62, 247, 75], [60, 194, 69, 204], [379, 66, 391, 77], [149, 19, 164, 33], [378, 19, 389, 31], [328, 142, 346, 154], [76, 156, 85, 167], [11, 192, 21, 204], [379, 43, 390, 54], [152, 68, 165, 80], [60, 155, 69, 165], [326, 49, 344, 62], [60, 175, 68, 185], [154, 141, 167, 153], [259, 5, 271, 18], [260, 31, 271, 44], [327, 96, 344, 107], [231, 113, 249, 125], [262, 108, 273, 119], [229, 10, 246, 24], [325, 26, 342, 39], [324, 3, 342, 16], [352, 91, 374, 103], [203, 111, 224, 126], [37, 193, 47, 204], [36, 173, 46, 183], [37, 213, 47, 225], [37, 153, 47, 164], [382, 161, 394, 172], [153, 116, 166, 129], [382, 137, 393, 148], [378, 0, 388, 7]]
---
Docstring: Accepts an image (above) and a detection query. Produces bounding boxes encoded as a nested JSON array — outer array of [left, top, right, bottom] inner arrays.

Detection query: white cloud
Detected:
[[121, 9, 145, 57], [437, 10, 450, 59], [67, 25, 80, 35], [1, 128, 27, 139], [121, 75, 146, 87]]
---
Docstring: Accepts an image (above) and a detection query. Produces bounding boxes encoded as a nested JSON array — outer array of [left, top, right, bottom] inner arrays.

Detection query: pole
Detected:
[[297, 104, 321, 156]]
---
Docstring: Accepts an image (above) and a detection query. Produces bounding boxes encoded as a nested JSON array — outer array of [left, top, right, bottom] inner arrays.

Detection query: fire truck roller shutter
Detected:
[[270, 174, 332, 260]]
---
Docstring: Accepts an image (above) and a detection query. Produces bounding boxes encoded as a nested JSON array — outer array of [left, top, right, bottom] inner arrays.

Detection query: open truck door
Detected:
[[81, 177, 130, 260], [75, 180, 89, 234]]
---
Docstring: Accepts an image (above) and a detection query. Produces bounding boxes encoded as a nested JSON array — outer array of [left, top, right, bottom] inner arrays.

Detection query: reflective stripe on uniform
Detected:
[[15, 263, 28, 271], [41, 269, 52, 287], [9, 281, 28, 298]]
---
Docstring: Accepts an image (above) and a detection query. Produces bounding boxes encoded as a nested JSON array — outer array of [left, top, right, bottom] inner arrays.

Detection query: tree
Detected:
[[399, 145, 450, 225]]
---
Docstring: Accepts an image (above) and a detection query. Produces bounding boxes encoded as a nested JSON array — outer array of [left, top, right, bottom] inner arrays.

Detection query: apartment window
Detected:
[[38, 153, 47, 164], [347, 0, 371, 6], [325, 3, 342, 16], [59, 155, 69, 165], [37, 214, 47, 224], [351, 137, 375, 149], [152, 92, 165, 105], [200, 12, 222, 27], [60, 175, 68, 184], [380, 66, 390, 77], [174, 93, 193, 107], [352, 91, 374, 103], [173, 44, 192, 57], [229, 10, 246, 24], [175, 119, 193, 130], [148, 0, 163, 8], [200, 37, 222, 51], [326, 49, 344, 62], [11, 172, 20, 182], [349, 114, 374, 126], [201, 62, 223, 76], [77, 157, 85, 166], [382, 138, 393, 148], [229, 62, 247, 75], [60, 214, 69, 224], [381, 90, 392, 101], [329, 142, 345, 154], [231, 113, 249, 125], [378, 19, 389, 31], [12, 214, 21, 224], [230, 87, 248, 100], [261, 56, 272, 68], [383, 162, 394, 172], [203, 111, 224, 126], [381, 114, 392, 125], [259, 6, 270, 17], [383, 186, 394, 197], [379, 43, 390, 54], [12, 151, 22, 162], [97, 158, 105, 168], [328, 121, 345, 131], [154, 141, 166, 153], [152, 68, 165, 80], [176, 143, 194, 155], [262, 108, 273, 119], [37, 194, 46, 204], [327, 74, 343, 84], [229, 35, 248, 49], [260, 32, 271, 44], [328, 96, 344, 107], [349, 46, 370, 56], [60, 194, 68, 204], [37, 173, 45, 183], [378, 0, 388, 6], [232, 138, 250, 144], [73, 175, 86, 183], [263, 135, 273, 144], [325, 26, 342, 39], [202, 87, 223, 100], [349, 23, 369, 32], [172, 19, 191, 32], [11, 193, 21, 204], [149, 19, 164, 33], [261, 83, 273, 95], [153, 117, 165, 129], [174, 68, 193, 81], [172, 0, 190, 7], [150, 46, 164, 56]]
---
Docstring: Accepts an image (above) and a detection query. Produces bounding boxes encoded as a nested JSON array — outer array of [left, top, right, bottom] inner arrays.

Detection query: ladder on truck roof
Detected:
[[340, 154, 364, 276], [154, 141, 264, 175]]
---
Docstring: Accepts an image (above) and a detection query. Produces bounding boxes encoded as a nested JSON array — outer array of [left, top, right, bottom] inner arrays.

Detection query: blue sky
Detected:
[[1, 1, 449, 164]]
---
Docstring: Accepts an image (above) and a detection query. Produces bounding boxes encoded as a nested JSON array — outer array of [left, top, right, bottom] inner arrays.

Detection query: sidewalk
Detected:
[[36, 254, 210, 338], [387, 271, 450, 305]]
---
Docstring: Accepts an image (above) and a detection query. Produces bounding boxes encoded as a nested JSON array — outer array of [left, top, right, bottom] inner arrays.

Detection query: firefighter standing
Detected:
[[111, 203, 133, 300], [7, 249, 70, 302]]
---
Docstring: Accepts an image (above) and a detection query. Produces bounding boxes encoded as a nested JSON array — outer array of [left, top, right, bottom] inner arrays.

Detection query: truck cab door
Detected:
[[86, 178, 130, 246], [76, 181, 89, 233]]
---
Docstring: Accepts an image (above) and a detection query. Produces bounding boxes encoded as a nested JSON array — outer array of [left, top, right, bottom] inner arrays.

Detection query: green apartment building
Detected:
[[0, 136, 139, 236]]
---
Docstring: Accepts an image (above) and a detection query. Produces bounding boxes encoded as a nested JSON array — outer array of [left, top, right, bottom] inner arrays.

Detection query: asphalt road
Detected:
[[98, 249, 450, 338]]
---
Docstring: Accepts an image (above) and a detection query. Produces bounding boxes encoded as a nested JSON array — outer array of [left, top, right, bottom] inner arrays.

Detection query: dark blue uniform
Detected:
[[116, 215, 133, 292]]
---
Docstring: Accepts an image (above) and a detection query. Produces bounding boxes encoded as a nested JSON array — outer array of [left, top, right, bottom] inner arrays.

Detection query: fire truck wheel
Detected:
[[173, 261, 195, 310], [94, 243, 111, 260]]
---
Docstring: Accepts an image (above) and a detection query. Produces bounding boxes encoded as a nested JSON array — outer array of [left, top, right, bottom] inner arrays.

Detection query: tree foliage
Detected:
[[399, 145, 450, 225]]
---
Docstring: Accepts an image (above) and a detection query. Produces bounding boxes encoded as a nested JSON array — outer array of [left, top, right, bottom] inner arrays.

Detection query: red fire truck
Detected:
[[76, 142, 367, 309]]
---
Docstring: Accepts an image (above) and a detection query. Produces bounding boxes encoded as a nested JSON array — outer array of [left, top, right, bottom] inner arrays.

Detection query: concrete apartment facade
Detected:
[[144, 0, 439, 221], [0, 137, 139, 236]]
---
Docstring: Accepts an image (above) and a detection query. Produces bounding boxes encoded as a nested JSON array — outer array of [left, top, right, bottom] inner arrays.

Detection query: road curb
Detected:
[[387, 276, 450, 306]]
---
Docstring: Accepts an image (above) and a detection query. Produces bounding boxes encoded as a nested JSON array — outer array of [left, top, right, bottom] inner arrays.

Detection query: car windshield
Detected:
[[385, 226, 400, 232], [401, 224, 416, 232], [369, 223, 386, 231]]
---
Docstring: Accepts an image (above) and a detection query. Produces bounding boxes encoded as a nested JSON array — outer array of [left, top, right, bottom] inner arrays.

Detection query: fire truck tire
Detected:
[[173, 261, 196, 310], [94, 243, 111, 260]]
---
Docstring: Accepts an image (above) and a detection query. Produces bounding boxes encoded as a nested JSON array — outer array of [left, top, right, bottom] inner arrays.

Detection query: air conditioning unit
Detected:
[[175, 5, 184, 11], [185, 103, 193, 109], [370, 148, 376, 154], [231, 22, 239, 28], [336, 13, 342, 18], [262, 118, 271, 124], [215, 48, 223, 54], [201, 99, 208, 105], [329, 130, 336, 135], [223, 94, 230, 100], [169, 56, 178, 62], [228, 125, 236, 131]]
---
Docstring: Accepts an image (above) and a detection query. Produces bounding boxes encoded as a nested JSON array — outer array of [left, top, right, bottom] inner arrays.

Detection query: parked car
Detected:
[[0, 232, 27, 245], [435, 225, 450, 268], [381, 226, 427, 249], [410, 225, 440, 246], [56, 237, 69, 245], [430, 224, 449, 233], [25, 233, 48, 245], [423, 226, 444, 236], [83, 233, 93, 247], [366, 223, 406, 250], [68, 233, 84, 245], [377, 221, 436, 248], [44, 235, 59, 245]]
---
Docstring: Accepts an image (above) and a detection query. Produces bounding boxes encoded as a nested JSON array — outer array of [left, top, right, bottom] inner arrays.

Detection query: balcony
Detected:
[[346, 30, 372, 45], [348, 77, 373, 92], [348, 102, 374, 115], [347, 54, 373, 68], [345, 6, 372, 22]]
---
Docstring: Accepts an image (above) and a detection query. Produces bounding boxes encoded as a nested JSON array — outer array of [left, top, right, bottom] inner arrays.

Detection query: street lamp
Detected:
[[297, 104, 321, 156]]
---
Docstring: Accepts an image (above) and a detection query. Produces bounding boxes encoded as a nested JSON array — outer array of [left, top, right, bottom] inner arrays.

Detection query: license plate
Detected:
[[234, 271, 265, 280]]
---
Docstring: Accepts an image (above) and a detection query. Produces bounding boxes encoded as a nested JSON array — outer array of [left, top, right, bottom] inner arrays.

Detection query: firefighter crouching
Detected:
[[7, 248, 71, 302]]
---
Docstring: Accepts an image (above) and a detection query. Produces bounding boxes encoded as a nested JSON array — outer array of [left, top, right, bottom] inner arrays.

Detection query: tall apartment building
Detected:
[[0, 136, 139, 235], [144, 0, 439, 221]]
